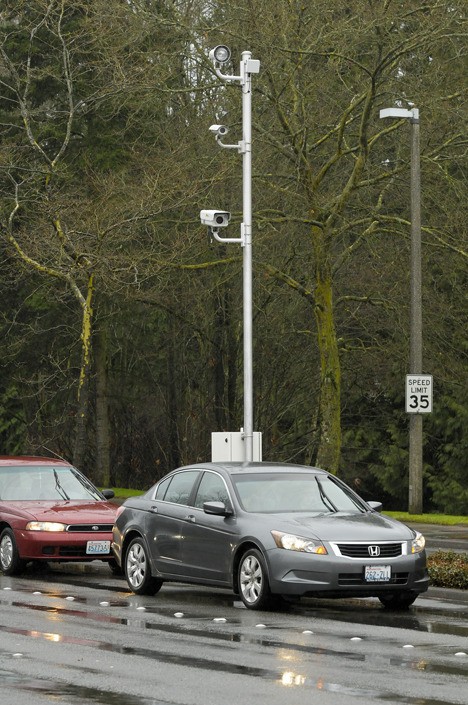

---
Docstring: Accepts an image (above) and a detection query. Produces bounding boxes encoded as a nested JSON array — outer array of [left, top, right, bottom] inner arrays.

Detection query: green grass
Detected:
[[111, 487, 144, 497], [107, 487, 145, 498], [384, 512, 468, 526]]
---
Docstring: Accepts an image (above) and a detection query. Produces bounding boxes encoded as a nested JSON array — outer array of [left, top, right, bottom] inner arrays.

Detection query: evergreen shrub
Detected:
[[427, 551, 468, 590]]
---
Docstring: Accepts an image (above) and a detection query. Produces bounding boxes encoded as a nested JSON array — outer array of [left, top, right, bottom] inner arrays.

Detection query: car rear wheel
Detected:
[[238, 548, 275, 610], [0, 528, 26, 576], [378, 591, 418, 610], [125, 537, 163, 595]]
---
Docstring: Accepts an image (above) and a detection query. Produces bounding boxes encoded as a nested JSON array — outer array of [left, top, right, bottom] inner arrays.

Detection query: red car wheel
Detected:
[[0, 528, 26, 576]]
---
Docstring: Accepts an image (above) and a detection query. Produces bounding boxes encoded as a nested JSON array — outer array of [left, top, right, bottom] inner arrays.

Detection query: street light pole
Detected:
[[241, 51, 254, 462], [380, 107, 423, 513], [408, 110, 423, 514], [207, 47, 260, 462]]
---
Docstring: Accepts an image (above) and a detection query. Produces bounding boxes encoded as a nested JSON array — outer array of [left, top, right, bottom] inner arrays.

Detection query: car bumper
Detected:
[[15, 529, 114, 561], [265, 547, 429, 598]]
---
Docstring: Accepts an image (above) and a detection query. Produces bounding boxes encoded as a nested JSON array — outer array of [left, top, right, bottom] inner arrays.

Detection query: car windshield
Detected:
[[0, 465, 104, 502], [232, 472, 367, 514]]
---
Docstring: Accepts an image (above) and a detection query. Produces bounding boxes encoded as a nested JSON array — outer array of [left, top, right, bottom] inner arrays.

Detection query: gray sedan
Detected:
[[112, 462, 429, 610]]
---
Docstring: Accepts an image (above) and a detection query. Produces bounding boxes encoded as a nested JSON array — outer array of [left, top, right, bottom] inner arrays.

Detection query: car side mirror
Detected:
[[203, 500, 233, 517], [101, 489, 115, 500], [367, 501, 382, 513]]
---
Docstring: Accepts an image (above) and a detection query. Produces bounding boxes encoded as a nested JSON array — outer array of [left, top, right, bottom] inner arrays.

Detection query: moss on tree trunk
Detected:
[[313, 231, 341, 473]]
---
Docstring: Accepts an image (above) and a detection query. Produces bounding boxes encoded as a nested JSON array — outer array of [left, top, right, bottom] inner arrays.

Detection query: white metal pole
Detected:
[[208, 48, 259, 463], [241, 51, 253, 462]]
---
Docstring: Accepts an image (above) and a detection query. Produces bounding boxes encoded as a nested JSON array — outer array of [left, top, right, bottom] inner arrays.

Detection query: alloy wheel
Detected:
[[240, 553, 263, 604], [126, 541, 147, 590], [0, 533, 13, 571]]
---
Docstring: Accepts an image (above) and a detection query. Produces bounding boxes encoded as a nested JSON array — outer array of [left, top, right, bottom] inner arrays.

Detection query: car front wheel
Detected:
[[238, 548, 275, 610], [0, 528, 26, 576], [378, 591, 418, 610], [125, 537, 163, 595]]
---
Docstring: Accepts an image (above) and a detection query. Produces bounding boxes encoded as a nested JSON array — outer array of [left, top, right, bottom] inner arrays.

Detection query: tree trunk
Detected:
[[213, 288, 227, 430], [167, 315, 181, 469], [95, 323, 111, 487], [212, 280, 239, 430], [312, 230, 341, 473], [226, 290, 238, 430], [73, 274, 94, 470]]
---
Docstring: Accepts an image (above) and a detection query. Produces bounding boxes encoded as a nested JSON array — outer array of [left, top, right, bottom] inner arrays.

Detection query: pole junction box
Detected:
[[211, 431, 262, 462]]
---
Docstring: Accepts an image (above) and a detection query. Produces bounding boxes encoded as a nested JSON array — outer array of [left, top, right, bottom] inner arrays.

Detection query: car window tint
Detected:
[[155, 476, 171, 499], [163, 471, 199, 505], [193, 472, 230, 509], [322, 477, 364, 511]]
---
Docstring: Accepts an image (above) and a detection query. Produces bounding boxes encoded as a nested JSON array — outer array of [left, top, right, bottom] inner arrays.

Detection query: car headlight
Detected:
[[271, 530, 327, 554], [411, 531, 425, 553], [26, 522, 67, 532]]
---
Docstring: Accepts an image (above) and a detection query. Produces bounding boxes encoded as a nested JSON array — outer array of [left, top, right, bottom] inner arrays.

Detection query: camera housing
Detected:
[[200, 210, 231, 228], [209, 46, 231, 65], [209, 124, 229, 137]]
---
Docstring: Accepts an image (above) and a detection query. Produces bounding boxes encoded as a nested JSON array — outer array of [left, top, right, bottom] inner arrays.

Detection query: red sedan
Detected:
[[0, 456, 118, 575]]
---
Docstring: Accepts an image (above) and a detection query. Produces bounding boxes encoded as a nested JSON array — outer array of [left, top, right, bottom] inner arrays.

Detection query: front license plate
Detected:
[[86, 540, 111, 555], [364, 565, 391, 582]]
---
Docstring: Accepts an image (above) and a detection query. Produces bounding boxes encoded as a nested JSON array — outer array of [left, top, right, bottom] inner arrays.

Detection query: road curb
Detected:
[[424, 585, 468, 603]]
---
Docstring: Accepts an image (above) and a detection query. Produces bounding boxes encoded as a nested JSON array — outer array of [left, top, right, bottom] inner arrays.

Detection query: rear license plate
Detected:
[[86, 540, 111, 555], [364, 565, 391, 582]]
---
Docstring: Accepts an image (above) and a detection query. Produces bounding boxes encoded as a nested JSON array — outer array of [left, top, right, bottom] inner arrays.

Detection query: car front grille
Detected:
[[338, 572, 409, 586], [336, 542, 404, 558], [66, 524, 113, 533]]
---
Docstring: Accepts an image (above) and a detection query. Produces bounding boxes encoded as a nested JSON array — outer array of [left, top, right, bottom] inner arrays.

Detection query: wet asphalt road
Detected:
[[1, 559, 467, 705]]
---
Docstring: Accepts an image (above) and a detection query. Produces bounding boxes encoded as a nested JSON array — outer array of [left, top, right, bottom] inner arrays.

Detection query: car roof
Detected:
[[173, 461, 328, 476], [0, 456, 72, 467]]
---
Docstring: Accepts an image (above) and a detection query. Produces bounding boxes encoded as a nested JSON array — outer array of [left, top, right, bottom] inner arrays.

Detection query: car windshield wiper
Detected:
[[71, 468, 100, 499], [54, 469, 70, 500], [315, 477, 338, 513]]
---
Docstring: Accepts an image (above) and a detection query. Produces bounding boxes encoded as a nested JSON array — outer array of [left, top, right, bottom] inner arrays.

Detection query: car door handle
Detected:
[[184, 515, 196, 523]]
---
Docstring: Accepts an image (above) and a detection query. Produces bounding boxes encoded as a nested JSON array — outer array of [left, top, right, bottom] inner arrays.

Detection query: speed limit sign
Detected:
[[405, 375, 433, 413]]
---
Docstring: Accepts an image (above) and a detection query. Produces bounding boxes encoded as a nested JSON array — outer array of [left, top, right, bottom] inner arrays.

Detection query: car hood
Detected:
[[2, 500, 117, 524], [273, 511, 415, 542]]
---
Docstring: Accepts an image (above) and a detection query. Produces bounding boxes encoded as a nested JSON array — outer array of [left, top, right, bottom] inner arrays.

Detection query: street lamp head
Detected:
[[380, 107, 415, 120], [209, 45, 231, 65]]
